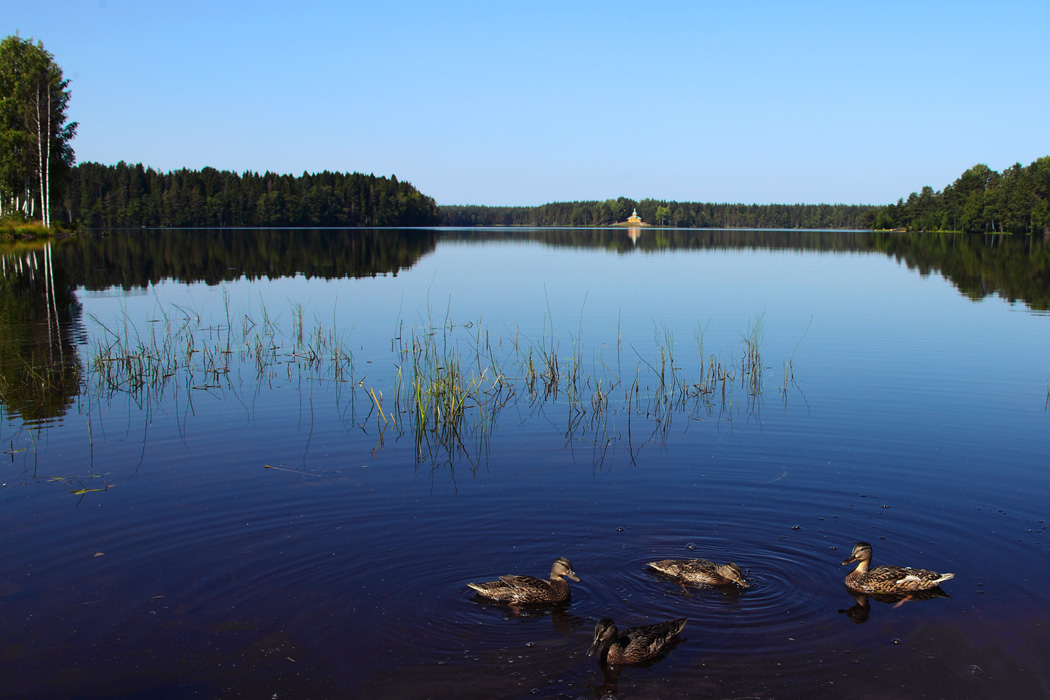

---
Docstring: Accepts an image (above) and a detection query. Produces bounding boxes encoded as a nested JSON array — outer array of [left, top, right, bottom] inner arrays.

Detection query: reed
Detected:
[[741, 315, 763, 396], [81, 299, 801, 470]]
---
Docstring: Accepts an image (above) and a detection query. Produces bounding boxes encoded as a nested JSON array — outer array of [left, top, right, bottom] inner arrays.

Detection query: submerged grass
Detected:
[[83, 299, 800, 470]]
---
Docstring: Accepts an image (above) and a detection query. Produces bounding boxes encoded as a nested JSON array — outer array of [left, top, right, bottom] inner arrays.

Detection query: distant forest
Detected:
[[50, 157, 1050, 235], [439, 199, 874, 230], [58, 162, 440, 228], [865, 157, 1050, 234]]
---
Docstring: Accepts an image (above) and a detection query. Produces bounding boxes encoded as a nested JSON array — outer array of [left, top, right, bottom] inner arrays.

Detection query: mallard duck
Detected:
[[840, 541, 954, 595], [467, 557, 580, 604], [647, 558, 750, 588], [587, 617, 687, 666]]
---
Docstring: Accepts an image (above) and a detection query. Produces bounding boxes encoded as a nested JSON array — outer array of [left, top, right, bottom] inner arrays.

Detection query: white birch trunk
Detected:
[[34, 84, 47, 228], [44, 76, 52, 228]]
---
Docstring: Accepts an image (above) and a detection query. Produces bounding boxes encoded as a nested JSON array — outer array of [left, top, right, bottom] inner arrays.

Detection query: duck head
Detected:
[[840, 542, 873, 566], [552, 557, 581, 582]]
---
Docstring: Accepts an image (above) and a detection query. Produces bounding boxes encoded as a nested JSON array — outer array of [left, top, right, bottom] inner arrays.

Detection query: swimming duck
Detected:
[[467, 557, 580, 604], [587, 617, 687, 666], [647, 558, 750, 588], [840, 541, 954, 595]]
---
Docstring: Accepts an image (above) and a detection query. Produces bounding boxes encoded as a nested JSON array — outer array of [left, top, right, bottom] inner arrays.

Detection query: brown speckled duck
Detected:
[[587, 617, 687, 666], [467, 557, 580, 604], [840, 541, 954, 595], [647, 558, 750, 588]]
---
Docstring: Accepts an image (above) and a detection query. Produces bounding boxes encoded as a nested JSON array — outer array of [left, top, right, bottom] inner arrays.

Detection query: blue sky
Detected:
[[6, 1, 1049, 206]]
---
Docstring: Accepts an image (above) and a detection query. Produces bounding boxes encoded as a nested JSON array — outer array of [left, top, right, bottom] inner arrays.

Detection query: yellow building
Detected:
[[627, 208, 642, 224]]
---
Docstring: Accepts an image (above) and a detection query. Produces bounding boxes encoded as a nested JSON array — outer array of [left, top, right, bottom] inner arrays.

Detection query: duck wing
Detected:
[[498, 574, 551, 591], [869, 565, 954, 591], [648, 559, 715, 576], [624, 618, 688, 657]]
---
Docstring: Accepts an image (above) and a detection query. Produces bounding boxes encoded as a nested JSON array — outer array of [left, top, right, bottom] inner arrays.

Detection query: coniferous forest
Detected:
[[58, 162, 440, 228], [439, 199, 875, 229], [37, 157, 1050, 235], [862, 157, 1050, 234]]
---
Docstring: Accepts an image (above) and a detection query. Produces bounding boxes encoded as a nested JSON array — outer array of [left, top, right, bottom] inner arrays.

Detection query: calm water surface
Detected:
[[1, 228, 1049, 699]]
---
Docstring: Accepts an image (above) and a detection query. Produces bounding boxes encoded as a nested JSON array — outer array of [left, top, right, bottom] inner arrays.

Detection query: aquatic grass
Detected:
[[395, 316, 515, 469], [81, 299, 803, 471], [86, 300, 356, 411], [741, 315, 764, 397]]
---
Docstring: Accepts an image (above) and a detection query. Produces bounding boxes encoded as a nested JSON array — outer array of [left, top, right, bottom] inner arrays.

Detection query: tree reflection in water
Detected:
[[0, 241, 83, 425]]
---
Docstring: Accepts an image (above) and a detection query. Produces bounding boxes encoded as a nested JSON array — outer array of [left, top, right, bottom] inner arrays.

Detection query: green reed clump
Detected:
[[741, 316, 764, 396], [82, 298, 801, 470], [87, 300, 355, 403], [394, 318, 512, 467]]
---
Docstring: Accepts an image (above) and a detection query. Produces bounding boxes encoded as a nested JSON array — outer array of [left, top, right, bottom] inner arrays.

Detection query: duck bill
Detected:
[[566, 570, 581, 582], [586, 636, 602, 657], [840, 555, 859, 566]]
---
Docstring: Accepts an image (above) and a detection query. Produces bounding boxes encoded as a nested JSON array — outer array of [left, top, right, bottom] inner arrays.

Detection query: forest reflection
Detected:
[[452, 227, 1050, 309], [1, 227, 1048, 424], [2, 228, 1045, 306], [0, 242, 83, 424]]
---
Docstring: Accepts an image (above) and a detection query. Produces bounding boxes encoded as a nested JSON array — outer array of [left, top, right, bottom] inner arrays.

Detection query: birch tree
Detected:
[[0, 35, 76, 226]]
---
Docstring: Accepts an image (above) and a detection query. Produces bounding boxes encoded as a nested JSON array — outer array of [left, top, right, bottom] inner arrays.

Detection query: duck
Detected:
[[587, 617, 687, 666], [467, 557, 580, 605], [647, 558, 750, 588], [840, 541, 954, 595]]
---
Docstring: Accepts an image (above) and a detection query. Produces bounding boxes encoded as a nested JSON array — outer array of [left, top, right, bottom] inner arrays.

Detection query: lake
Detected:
[[1, 227, 1048, 699]]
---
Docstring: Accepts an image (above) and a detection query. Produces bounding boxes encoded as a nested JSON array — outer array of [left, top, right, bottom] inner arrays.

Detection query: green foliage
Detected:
[[0, 217, 51, 238], [865, 157, 1050, 234], [0, 35, 77, 226], [440, 198, 874, 229], [60, 162, 440, 228]]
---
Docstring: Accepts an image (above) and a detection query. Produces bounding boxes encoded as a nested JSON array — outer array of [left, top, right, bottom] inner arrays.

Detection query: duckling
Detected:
[[587, 617, 687, 666], [467, 557, 580, 605], [647, 558, 750, 588], [840, 541, 954, 595]]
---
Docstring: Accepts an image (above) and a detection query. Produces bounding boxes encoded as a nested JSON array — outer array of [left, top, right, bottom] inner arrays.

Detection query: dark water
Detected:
[[1, 228, 1049, 699]]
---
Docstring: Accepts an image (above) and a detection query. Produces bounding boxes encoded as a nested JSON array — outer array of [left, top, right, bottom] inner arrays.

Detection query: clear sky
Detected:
[[6, 1, 1049, 206]]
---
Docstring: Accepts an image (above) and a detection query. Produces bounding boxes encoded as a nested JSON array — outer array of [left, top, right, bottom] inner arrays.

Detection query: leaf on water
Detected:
[[93, 552, 104, 557], [69, 488, 105, 495]]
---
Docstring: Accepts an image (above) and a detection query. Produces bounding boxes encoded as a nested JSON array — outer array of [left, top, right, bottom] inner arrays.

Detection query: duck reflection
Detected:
[[838, 586, 951, 624], [468, 598, 587, 636]]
